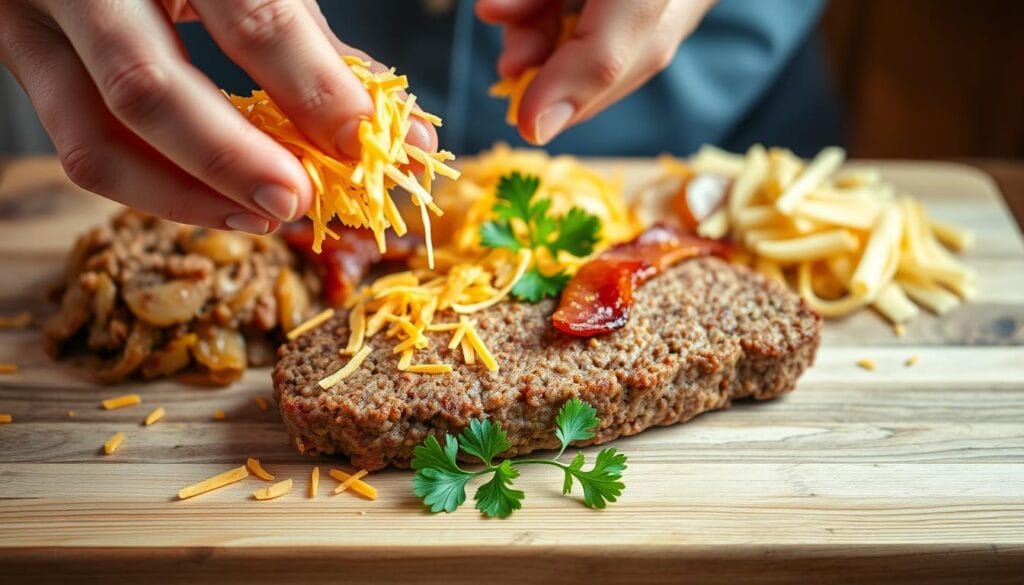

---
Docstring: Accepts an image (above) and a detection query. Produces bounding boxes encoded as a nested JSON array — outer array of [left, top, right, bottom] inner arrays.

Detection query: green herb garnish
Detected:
[[479, 172, 601, 302], [411, 398, 627, 518]]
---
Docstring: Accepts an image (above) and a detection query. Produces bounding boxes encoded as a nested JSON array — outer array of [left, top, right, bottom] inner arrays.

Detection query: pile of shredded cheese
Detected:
[[227, 56, 460, 265], [312, 146, 643, 387]]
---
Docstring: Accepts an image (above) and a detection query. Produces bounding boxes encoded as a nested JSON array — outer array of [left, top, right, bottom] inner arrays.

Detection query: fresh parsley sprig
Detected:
[[411, 398, 627, 518], [479, 172, 601, 302]]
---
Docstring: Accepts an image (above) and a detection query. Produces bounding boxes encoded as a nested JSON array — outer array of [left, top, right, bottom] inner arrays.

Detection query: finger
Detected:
[[44, 0, 313, 224], [300, 0, 438, 154], [516, 0, 671, 144], [1, 14, 271, 233], [496, 5, 563, 79], [475, 0, 553, 24], [189, 0, 376, 160]]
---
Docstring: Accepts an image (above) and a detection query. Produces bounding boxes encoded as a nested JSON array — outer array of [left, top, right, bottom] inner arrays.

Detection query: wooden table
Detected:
[[1, 158, 1023, 584]]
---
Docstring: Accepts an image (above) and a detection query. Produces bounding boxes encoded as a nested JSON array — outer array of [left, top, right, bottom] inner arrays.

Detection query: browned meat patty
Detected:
[[273, 257, 821, 470]]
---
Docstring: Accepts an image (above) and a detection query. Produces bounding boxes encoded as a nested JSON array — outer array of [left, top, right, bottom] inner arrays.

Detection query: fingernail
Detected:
[[225, 213, 270, 235], [534, 100, 575, 145], [252, 184, 299, 221], [334, 118, 364, 160]]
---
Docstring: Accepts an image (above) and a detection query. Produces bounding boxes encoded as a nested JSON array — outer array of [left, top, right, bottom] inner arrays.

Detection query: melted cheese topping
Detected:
[[227, 56, 459, 263]]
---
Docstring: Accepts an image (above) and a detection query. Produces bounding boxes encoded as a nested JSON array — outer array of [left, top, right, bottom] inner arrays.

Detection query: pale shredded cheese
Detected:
[[103, 431, 125, 455], [144, 407, 165, 426], [857, 358, 877, 371], [318, 345, 373, 388], [101, 394, 140, 410], [246, 457, 276, 481], [905, 354, 920, 367], [286, 308, 335, 341], [178, 466, 250, 500], [227, 56, 459, 264], [254, 479, 293, 501]]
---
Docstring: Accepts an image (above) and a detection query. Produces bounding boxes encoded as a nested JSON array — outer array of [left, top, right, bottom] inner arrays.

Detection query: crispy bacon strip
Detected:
[[282, 222, 420, 306], [552, 225, 732, 337]]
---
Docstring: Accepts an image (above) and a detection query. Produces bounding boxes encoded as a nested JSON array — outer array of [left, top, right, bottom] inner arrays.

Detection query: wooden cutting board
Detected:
[[1, 157, 1022, 584]]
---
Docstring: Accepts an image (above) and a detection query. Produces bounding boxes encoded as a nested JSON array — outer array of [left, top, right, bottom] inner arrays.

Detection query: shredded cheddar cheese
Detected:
[[227, 56, 459, 264], [103, 431, 125, 455], [246, 457, 276, 481], [309, 466, 320, 498], [329, 468, 377, 500], [178, 466, 250, 500], [144, 406, 165, 426], [286, 308, 335, 340], [212, 409, 226, 421], [254, 479, 293, 501], [254, 396, 269, 412], [905, 354, 920, 367], [0, 363, 17, 374], [101, 394, 140, 410], [0, 414, 12, 423], [857, 358, 877, 371]]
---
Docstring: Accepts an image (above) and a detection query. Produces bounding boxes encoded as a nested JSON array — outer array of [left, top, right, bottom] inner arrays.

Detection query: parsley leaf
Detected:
[[479, 172, 601, 302], [562, 447, 627, 509], [474, 460, 524, 518], [510, 268, 570, 303], [410, 398, 627, 518], [458, 418, 511, 464], [554, 397, 598, 455], [411, 435, 474, 513]]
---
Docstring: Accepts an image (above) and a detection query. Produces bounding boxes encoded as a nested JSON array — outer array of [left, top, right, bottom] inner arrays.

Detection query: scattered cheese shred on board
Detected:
[[0, 312, 31, 328], [103, 431, 125, 455], [101, 394, 140, 410], [0, 414, 12, 424], [253, 479, 293, 501], [227, 56, 459, 263], [178, 466, 250, 500], [329, 469, 377, 499], [857, 358, 877, 371], [246, 457, 276, 481], [67, 410, 76, 418], [286, 308, 335, 341], [0, 363, 17, 374], [253, 396, 269, 412], [905, 354, 920, 367], [144, 406, 165, 426], [212, 409, 226, 421], [309, 466, 320, 498]]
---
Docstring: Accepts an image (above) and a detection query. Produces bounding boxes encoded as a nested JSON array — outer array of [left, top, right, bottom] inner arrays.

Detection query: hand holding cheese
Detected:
[[0, 0, 437, 233], [478, 0, 717, 144]]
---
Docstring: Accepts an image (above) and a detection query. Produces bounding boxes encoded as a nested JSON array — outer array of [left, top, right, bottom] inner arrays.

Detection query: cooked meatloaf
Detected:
[[273, 257, 821, 470], [46, 210, 316, 383]]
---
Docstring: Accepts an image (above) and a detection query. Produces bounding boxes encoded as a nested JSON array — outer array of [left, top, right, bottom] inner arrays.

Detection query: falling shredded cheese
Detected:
[[309, 466, 320, 498], [254, 396, 269, 412], [212, 409, 226, 421], [905, 354, 920, 367], [0, 414, 12, 423], [103, 431, 125, 455], [330, 469, 377, 499], [857, 358, 877, 371], [286, 308, 335, 341], [227, 56, 459, 264], [254, 479, 293, 501], [177, 466, 250, 500], [246, 457, 276, 481], [144, 407, 165, 426], [0, 363, 17, 374], [101, 394, 140, 410]]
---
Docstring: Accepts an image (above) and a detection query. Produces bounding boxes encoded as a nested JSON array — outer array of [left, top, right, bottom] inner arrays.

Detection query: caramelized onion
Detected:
[[274, 266, 311, 332], [184, 229, 254, 265], [552, 225, 731, 337], [191, 326, 246, 384], [123, 280, 208, 326]]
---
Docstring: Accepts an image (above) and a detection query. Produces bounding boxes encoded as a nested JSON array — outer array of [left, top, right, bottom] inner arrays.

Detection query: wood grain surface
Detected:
[[0, 158, 1023, 584]]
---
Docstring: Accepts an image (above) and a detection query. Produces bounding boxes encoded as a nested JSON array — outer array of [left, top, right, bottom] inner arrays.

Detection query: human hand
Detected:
[[0, 0, 437, 233], [477, 0, 717, 145]]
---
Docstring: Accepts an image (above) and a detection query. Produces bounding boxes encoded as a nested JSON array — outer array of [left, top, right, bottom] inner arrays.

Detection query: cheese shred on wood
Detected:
[[144, 407, 165, 426], [101, 393, 140, 410], [103, 431, 125, 455], [0, 364, 17, 374], [227, 56, 459, 264], [329, 469, 377, 500], [253, 479, 293, 501], [0, 414, 12, 424], [246, 457, 276, 481], [309, 466, 320, 498], [178, 466, 250, 500]]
